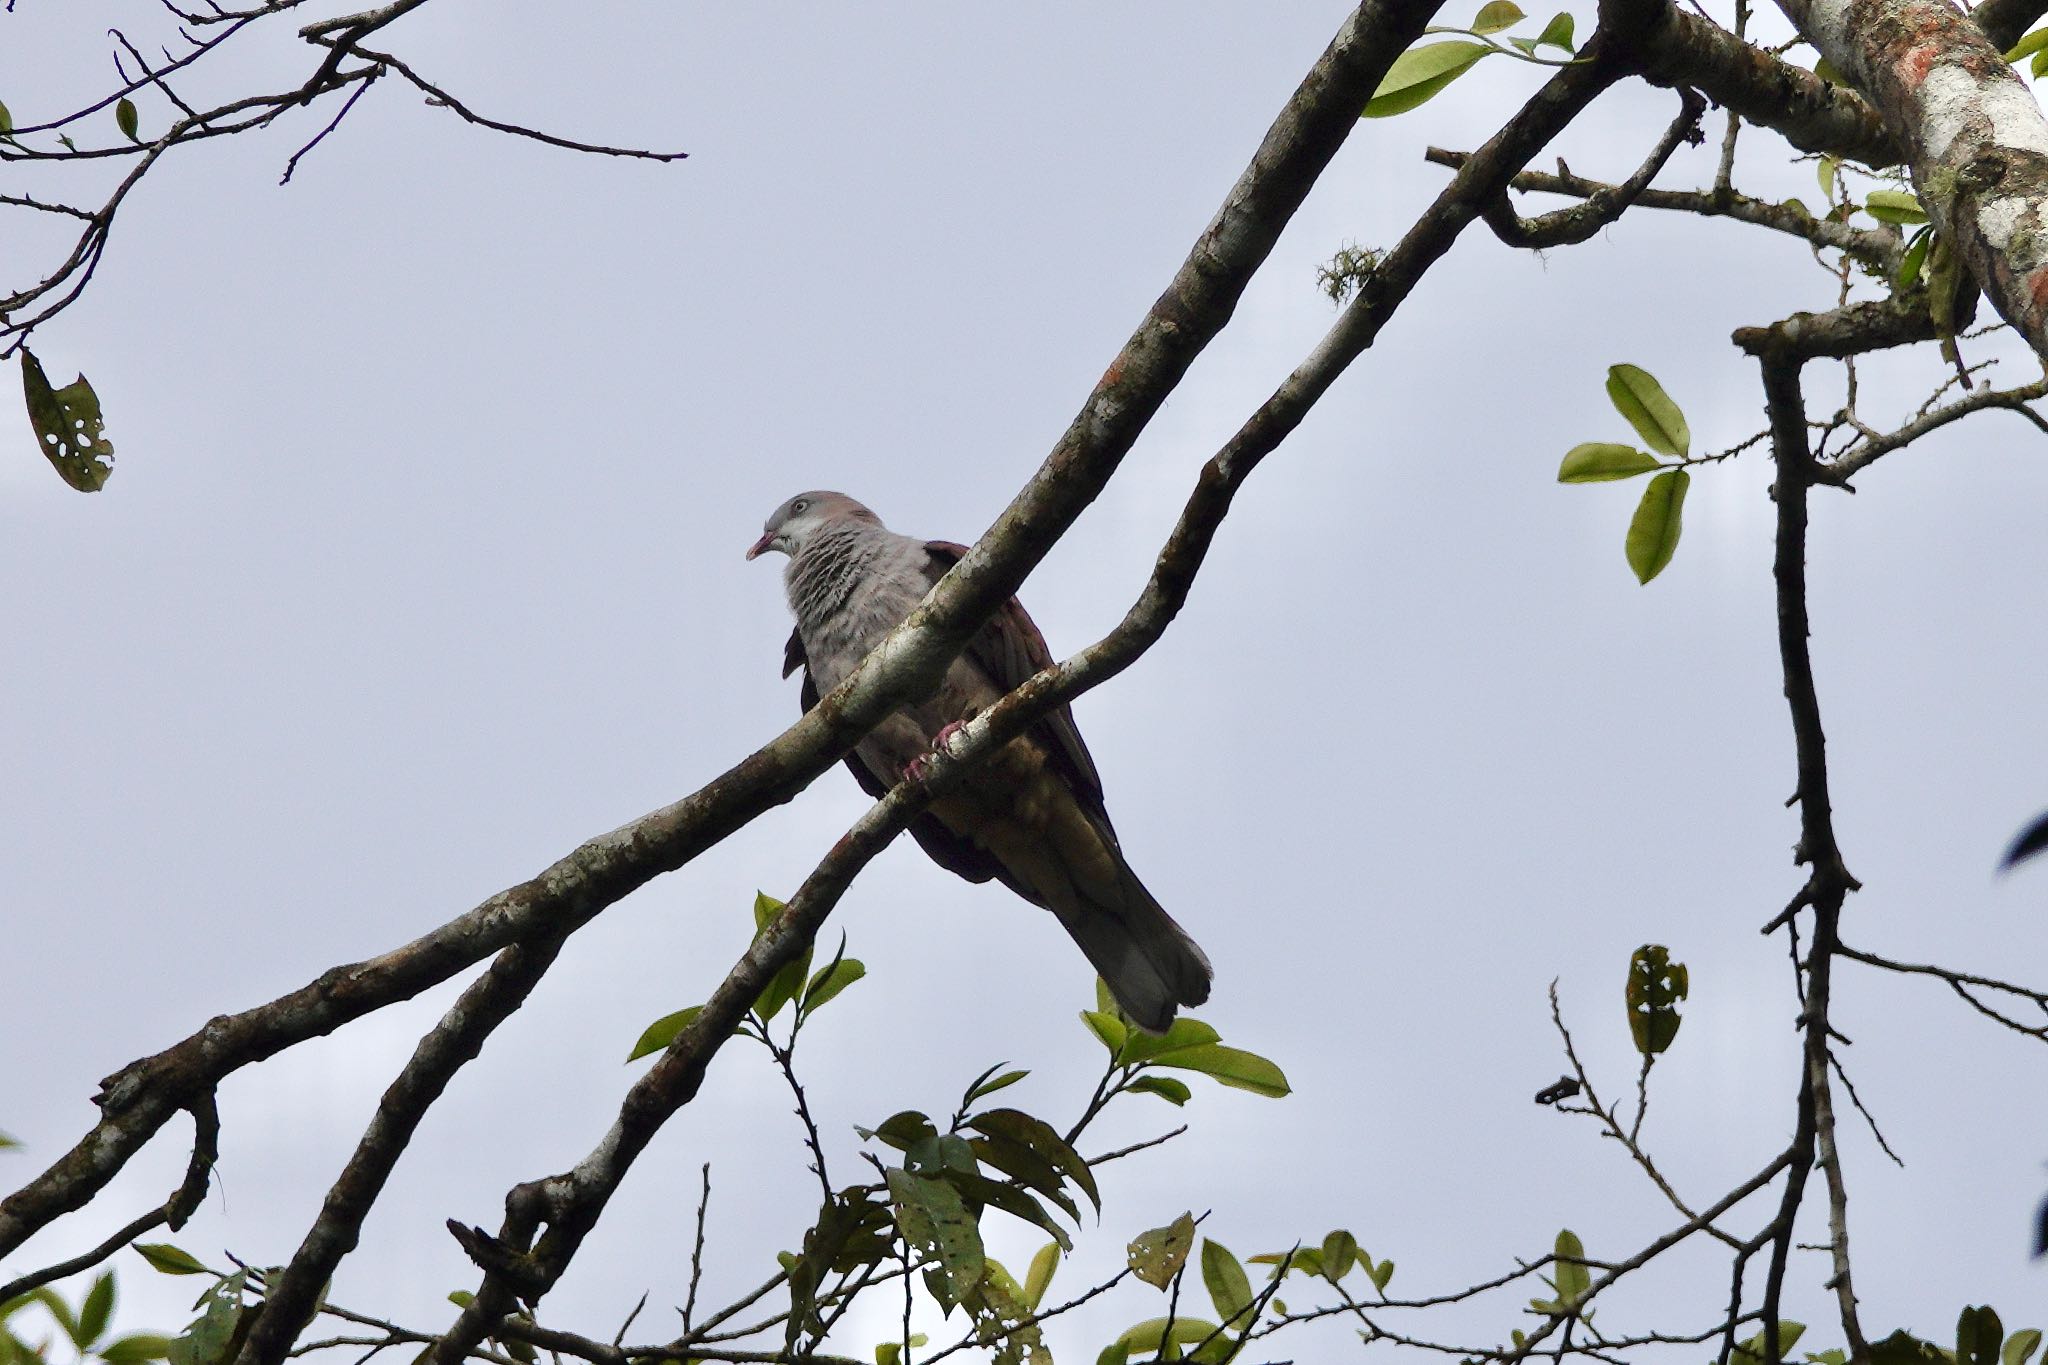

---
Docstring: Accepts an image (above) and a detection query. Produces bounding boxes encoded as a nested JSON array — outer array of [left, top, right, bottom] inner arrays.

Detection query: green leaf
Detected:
[[626, 1006, 702, 1061], [874, 1336, 926, 1365], [1470, 1, 1524, 33], [1896, 224, 1934, 290], [1625, 944, 1689, 1056], [965, 1067, 1030, 1105], [1534, 11, 1574, 49], [115, 98, 139, 142], [1624, 468, 1689, 585], [1126, 1076, 1192, 1107], [1023, 1241, 1060, 1312], [2003, 1329, 2043, 1365], [0, 1130, 18, 1151], [2007, 26, 2048, 61], [1558, 443, 1662, 483], [446, 1292, 474, 1308], [1817, 155, 1840, 202], [1814, 56, 1844, 84], [750, 892, 812, 1024], [964, 1131, 1078, 1223], [1201, 1239, 1254, 1326], [21, 348, 116, 491], [2033, 47, 2048, 77], [0, 101, 13, 135], [1959, 1307, 2005, 1365], [134, 1245, 209, 1277], [941, 1169, 1072, 1250], [886, 1170, 985, 1303], [1864, 188, 1929, 225], [1371, 1257, 1395, 1290], [101, 1336, 176, 1365], [1127, 1212, 1197, 1290], [1364, 41, 1494, 118], [1120, 1016, 1220, 1065], [1734, 1323, 1807, 1363], [1551, 1229, 1590, 1308], [166, 1270, 245, 1365], [801, 957, 865, 1016], [1604, 363, 1689, 457], [858, 1110, 937, 1152], [1145, 1044, 1291, 1098], [1095, 1342, 1130, 1365], [77, 1272, 114, 1349], [967, 1108, 1099, 1212], [1320, 1231, 1357, 1285], [1081, 1010, 1128, 1055], [1108, 1317, 1220, 1356]]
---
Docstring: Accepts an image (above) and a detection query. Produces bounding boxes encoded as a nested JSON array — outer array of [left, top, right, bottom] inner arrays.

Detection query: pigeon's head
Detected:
[[745, 491, 879, 560]]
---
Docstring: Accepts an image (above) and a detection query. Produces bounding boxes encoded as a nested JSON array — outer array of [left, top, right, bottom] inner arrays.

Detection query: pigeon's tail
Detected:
[[1052, 865, 1212, 1034]]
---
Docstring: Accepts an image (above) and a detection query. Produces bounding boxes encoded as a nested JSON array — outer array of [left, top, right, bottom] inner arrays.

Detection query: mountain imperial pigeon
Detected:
[[747, 491, 1212, 1031]]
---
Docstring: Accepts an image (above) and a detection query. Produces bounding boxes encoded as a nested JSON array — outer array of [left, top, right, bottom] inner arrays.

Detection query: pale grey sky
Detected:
[[3, 3, 2044, 1361]]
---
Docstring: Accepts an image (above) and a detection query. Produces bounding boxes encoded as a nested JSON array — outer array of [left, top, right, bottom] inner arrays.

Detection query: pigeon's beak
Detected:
[[744, 531, 778, 561]]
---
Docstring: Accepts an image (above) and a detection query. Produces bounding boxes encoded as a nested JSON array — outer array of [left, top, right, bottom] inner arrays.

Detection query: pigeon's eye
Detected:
[[791, 498, 809, 514]]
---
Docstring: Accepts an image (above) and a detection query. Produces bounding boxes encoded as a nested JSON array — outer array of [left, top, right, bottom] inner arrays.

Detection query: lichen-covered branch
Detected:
[[1775, 0, 2048, 357]]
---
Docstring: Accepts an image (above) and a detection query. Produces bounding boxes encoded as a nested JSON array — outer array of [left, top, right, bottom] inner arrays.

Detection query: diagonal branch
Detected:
[[0, 0, 1448, 1267]]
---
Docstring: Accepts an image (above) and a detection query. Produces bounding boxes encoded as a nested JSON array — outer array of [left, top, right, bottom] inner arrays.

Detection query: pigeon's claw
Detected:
[[904, 722, 970, 785]]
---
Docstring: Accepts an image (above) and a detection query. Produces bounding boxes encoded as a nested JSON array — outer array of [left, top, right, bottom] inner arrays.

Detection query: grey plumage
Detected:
[[747, 491, 1212, 1031]]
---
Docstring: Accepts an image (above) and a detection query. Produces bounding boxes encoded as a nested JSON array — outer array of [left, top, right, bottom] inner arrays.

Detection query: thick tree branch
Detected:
[[422, 23, 1639, 1361], [2, 0, 1449, 1268], [1621, 0, 1898, 164], [1776, 0, 2048, 357]]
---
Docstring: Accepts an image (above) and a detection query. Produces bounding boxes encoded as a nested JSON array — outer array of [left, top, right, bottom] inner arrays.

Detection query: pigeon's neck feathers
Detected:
[[785, 520, 928, 670]]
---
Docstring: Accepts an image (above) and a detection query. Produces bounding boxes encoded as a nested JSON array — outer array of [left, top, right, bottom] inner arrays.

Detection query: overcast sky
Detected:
[[4, 3, 2045, 1361]]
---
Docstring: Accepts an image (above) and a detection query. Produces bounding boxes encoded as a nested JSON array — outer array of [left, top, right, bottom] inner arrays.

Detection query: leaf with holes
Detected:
[[886, 1170, 984, 1303], [21, 349, 116, 491], [1625, 944, 1688, 1056], [1127, 1212, 1196, 1290], [1624, 469, 1689, 584]]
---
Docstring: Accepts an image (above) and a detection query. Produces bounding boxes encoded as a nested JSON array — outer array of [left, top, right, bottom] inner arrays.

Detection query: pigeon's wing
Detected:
[[785, 625, 1007, 886], [921, 540, 1110, 829]]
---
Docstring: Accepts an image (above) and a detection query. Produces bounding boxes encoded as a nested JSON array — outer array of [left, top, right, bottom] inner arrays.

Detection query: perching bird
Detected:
[[747, 491, 1212, 1031]]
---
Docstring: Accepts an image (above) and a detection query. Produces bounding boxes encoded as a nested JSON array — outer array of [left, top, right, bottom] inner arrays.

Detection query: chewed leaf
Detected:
[[1127, 1212, 1196, 1289], [21, 349, 115, 491]]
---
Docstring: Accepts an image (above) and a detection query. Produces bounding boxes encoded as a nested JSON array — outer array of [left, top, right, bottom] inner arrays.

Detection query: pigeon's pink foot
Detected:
[[903, 722, 970, 784]]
